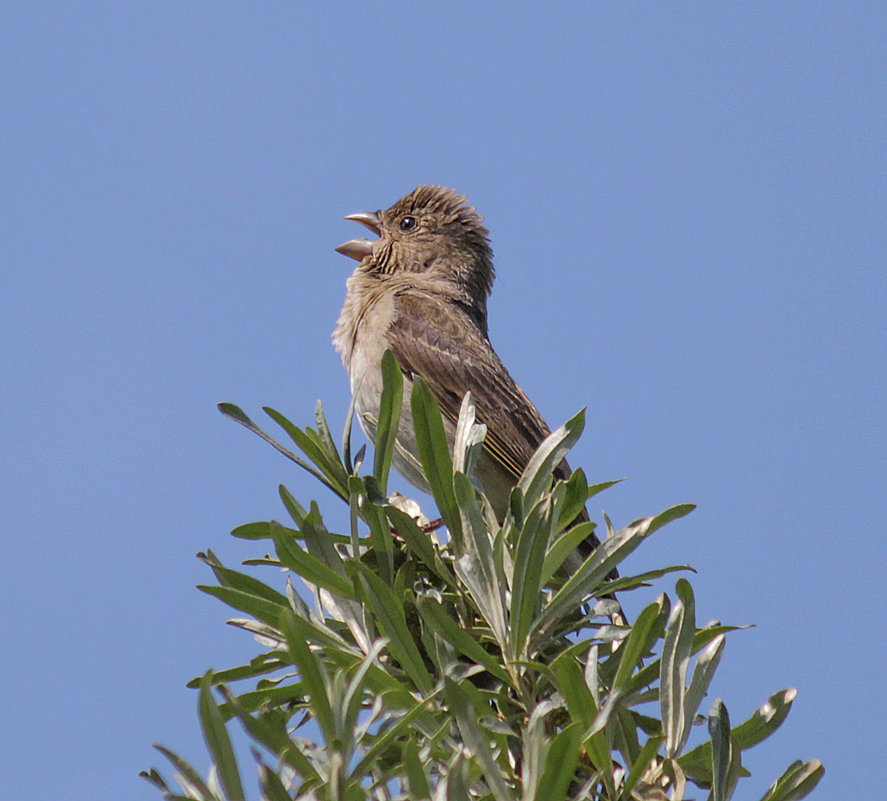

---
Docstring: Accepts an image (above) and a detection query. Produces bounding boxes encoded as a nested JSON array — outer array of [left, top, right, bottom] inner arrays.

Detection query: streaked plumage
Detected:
[[333, 186, 631, 639], [333, 186, 605, 574], [334, 185, 566, 516]]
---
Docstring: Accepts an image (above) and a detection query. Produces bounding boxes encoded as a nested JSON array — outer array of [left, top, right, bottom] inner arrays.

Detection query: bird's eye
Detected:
[[398, 215, 417, 232]]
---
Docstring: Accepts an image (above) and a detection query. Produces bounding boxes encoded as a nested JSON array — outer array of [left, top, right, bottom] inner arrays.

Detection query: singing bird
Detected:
[[332, 185, 617, 579]]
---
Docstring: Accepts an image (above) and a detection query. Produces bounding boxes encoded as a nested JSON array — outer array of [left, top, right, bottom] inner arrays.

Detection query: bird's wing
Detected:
[[387, 291, 551, 481]]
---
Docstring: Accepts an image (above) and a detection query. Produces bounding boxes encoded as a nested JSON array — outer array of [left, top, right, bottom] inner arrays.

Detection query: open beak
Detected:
[[336, 211, 382, 261], [343, 211, 382, 235]]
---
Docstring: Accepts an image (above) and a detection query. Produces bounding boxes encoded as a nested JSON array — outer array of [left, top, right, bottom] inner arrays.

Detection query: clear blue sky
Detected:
[[2, 4, 883, 799]]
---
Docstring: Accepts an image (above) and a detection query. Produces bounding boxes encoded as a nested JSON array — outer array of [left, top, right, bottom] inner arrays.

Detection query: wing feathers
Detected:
[[387, 291, 552, 481]]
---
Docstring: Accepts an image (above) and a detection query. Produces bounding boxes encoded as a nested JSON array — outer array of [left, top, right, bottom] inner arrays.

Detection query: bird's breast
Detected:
[[334, 276, 395, 374]]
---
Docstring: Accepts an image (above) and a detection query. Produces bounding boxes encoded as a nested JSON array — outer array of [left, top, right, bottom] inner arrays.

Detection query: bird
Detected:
[[332, 185, 622, 593]]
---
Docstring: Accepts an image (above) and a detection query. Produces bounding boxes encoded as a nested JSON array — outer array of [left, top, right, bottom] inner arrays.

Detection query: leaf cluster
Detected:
[[144, 352, 822, 801]]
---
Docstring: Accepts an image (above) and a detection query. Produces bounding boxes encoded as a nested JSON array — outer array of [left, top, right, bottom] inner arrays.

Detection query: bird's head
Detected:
[[336, 185, 494, 302]]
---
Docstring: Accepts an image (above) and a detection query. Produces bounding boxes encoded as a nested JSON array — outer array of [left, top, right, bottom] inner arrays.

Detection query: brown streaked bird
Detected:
[[334, 185, 614, 582]]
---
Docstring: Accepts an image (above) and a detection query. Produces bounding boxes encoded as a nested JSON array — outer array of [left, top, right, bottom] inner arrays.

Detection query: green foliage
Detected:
[[144, 360, 823, 801]]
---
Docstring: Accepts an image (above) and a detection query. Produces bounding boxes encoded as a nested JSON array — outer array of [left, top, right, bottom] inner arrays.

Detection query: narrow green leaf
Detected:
[[612, 601, 662, 692], [453, 392, 487, 477], [623, 734, 664, 796], [363, 491, 395, 586], [531, 514, 655, 645], [303, 420, 346, 480], [758, 760, 824, 801], [683, 633, 726, 730], [198, 553, 290, 608], [661, 579, 696, 757], [297, 498, 348, 577], [538, 723, 582, 801], [265, 406, 349, 500], [556, 467, 589, 530], [517, 409, 585, 511], [584, 726, 615, 798], [230, 521, 274, 540], [647, 503, 696, 535], [342, 372, 362, 474], [521, 700, 553, 796], [217, 402, 252, 427], [258, 762, 297, 801], [628, 619, 749, 697], [217, 403, 339, 495], [340, 639, 387, 746], [279, 610, 335, 742], [710, 699, 730, 801], [540, 520, 598, 586], [219, 683, 305, 715], [278, 484, 308, 527], [186, 654, 287, 689], [584, 643, 600, 700], [601, 563, 694, 594], [219, 687, 320, 785], [403, 740, 432, 800], [349, 560, 433, 694], [731, 687, 797, 750], [455, 472, 493, 565], [555, 656, 597, 730], [352, 443, 366, 473], [444, 753, 470, 801], [373, 350, 404, 494], [348, 478, 363, 561], [197, 673, 245, 801], [410, 376, 461, 542], [349, 690, 441, 778], [587, 478, 627, 499], [444, 678, 515, 801], [417, 595, 510, 682], [614, 706, 643, 776], [453, 472, 508, 648], [269, 520, 356, 600], [314, 399, 342, 465], [198, 585, 286, 628], [151, 745, 213, 800], [387, 506, 457, 587], [138, 767, 189, 800], [709, 699, 740, 801], [361, 474, 388, 505], [679, 688, 798, 783], [508, 486, 524, 529], [510, 496, 554, 659]]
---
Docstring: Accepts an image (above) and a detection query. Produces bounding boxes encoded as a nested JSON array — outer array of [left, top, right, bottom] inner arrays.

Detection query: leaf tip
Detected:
[[217, 402, 251, 425]]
